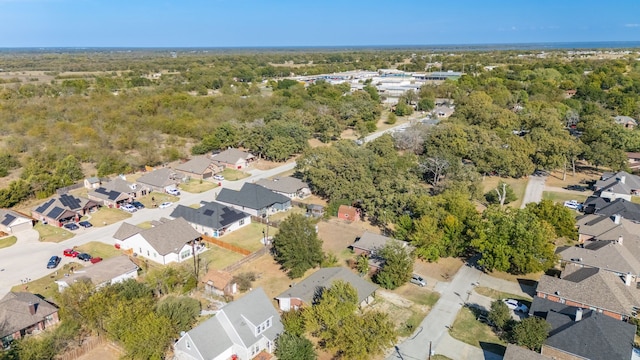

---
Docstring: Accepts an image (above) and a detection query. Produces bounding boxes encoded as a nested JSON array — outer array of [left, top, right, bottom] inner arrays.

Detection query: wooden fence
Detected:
[[223, 246, 271, 272], [56, 335, 122, 360], [201, 235, 251, 256]]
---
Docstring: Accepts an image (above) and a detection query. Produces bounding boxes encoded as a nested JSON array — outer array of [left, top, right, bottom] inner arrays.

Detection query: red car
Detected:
[[63, 249, 79, 257], [90, 257, 103, 264]]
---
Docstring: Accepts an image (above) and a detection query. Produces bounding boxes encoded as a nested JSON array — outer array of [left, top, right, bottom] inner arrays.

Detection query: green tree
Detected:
[[156, 296, 201, 334], [374, 240, 414, 290], [488, 300, 511, 330], [281, 309, 307, 337], [484, 181, 517, 206], [274, 332, 317, 360], [356, 254, 370, 275], [386, 112, 397, 125], [512, 317, 551, 352], [272, 214, 324, 278], [525, 200, 578, 240]]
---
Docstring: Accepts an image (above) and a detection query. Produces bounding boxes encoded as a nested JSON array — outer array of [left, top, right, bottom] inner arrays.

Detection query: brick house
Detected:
[[0, 292, 59, 348]]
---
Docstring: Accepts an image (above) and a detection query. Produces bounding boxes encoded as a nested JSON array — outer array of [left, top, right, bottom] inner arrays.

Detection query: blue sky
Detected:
[[1, 0, 639, 47]]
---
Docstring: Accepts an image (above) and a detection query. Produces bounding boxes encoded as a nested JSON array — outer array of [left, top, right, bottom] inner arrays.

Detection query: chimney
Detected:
[[620, 175, 626, 184], [28, 302, 37, 315], [575, 308, 583, 322], [618, 235, 624, 245], [613, 214, 621, 224], [625, 272, 633, 286]]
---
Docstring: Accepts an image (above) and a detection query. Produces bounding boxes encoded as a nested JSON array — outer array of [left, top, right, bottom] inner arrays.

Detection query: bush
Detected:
[[232, 272, 257, 292]]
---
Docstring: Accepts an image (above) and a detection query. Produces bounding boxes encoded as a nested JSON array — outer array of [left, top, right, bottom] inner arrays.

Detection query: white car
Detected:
[[213, 175, 224, 181], [503, 299, 528, 313], [166, 187, 180, 196], [563, 200, 580, 210], [121, 204, 137, 213], [159, 202, 173, 209]]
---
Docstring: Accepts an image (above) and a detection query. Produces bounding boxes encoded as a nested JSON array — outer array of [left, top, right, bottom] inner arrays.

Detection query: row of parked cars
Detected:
[[47, 249, 103, 269], [63, 220, 92, 231]]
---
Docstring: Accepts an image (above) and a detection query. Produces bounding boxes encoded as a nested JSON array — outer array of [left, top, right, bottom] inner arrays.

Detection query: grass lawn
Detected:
[[89, 207, 132, 227], [449, 307, 506, 356], [35, 223, 74, 243], [220, 168, 250, 181], [198, 245, 245, 270], [12, 262, 85, 300], [268, 207, 306, 223], [431, 356, 453, 360], [481, 176, 528, 209], [397, 288, 441, 307], [180, 179, 217, 193], [474, 286, 532, 302], [74, 242, 123, 259], [220, 223, 278, 252], [0, 236, 17, 249], [542, 191, 588, 205]]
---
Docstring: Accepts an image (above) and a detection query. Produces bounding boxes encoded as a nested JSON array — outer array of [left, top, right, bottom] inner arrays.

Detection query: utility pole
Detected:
[[192, 240, 199, 279], [428, 341, 432, 360]]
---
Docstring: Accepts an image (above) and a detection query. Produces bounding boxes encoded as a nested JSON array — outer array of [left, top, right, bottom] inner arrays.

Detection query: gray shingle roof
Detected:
[[255, 176, 309, 194], [211, 148, 254, 165], [185, 288, 282, 359], [503, 344, 551, 360], [174, 156, 214, 175], [595, 171, 640, 194], [352, 231, 394, 252], [113, 222, 143, 240], [136, 168, 181, 188], [275, 267, 378, 306], [216, 183, 290, 210], [139, 217, 201, 255], [532, 296, 636, 360], [169, 201, 250, 230], [594, 198, 640, 222], [558, 241, 640, 275], [57, 256, 138, 288], [0, 292, 58, 338], [102, 178, 140, 194]]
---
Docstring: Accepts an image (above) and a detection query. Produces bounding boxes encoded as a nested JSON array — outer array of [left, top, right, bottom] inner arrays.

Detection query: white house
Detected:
[[0, 209, 33, 234], [174, 288, 283, 360], [55, 255, 139, 292], [113, 218, 204, 265]]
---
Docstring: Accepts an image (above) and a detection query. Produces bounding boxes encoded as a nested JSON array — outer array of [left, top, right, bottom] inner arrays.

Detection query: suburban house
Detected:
[[169, 201, 251, 238], [593, 171, 640, 201], [627, 152, 640, 172], [255, 176, 311, 199], [306, 204, 325, 218], [88, 177, 147, 208], [55, 256, 139, 292], [503, 344, 551, 360], [0, 209, 33, 234], [202, 269, 237, 296], [576, 213, 640, 244], [432, 105, 455, 118], [337, 205, 360, 222], [83, 177, 102, 189], [275, 267, 378, 311], [113, 217, 204, 265], [31, 194, 100, 227], [535, 264, 640, 321], [530, 296, 636, 360], [557, 240, 640, 283], [0, 292, 59, 348], [174, 288, 283, 360], [582, 196, 611, 214], [614, 115, 638, 130], [586, 198, 640, 222], [174, 155, 221, 180], [351, 231, 396, 256], [136, 168, 183, 193], [211, 148, 255, 170], [216, 183, 291, 217]]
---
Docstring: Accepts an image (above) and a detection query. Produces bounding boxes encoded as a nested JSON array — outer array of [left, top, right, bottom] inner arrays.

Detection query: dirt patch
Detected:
[[229, 253, 293, 300], [252, 157, 297, 171], [544, 166, 602, 189], [74, 343, 122, 360], [308, 138, 329, 148], [413, 257, 464, 282], [317, 218, 379, 256]]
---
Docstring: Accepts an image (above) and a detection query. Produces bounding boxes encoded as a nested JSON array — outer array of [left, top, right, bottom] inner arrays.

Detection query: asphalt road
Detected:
[[520, 173, 547, 208], [0, 121, 408, 297]]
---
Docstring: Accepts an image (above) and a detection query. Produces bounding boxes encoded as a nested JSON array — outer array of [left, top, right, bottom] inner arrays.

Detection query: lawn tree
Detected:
[[272, 213, 324, 278], [274, 332, 317, 360], [281, 309, 307, 337], [304, 281, 397, 360], [356, 254, 370, 276], [512, 317, 551, 352], [373, 240, 415, 290], [484, 181, 517, 207], [420, 155, 450, 186], [525, 200, 578, 240], [488, 300, 511, 330], [155, 296, 201, 334]]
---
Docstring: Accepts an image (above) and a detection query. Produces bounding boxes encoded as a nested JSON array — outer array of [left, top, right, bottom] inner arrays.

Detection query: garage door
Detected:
[[9, 221, 33, 233]]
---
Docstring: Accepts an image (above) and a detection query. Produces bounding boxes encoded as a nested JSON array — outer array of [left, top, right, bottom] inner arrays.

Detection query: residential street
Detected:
[[0, 121, 408, 297], [520, 173, 547, 208]]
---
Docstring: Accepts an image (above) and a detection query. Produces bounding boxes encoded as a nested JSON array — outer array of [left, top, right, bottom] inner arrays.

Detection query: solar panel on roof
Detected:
[[59, 194, 81, 209], [48, 207, 64, 219], [1, 214, 15, 226], [203, 209, 214, 216], [35, 199, 56, 213]]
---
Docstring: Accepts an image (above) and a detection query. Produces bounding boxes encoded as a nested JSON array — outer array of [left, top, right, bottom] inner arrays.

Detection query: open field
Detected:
[[219, 222, 276, 252], [87, 207, 132, 227], [220, 168, 250, 181], [180, 179, 217, 193], [449, 307, 506, 356], [229, 253, 292, 300], [0, 236, 17, 249], [414, 257, 465, 283], [35, 223, 74, 243], [317, 217, 380, 265], [199, 245, 245, 271], [542, 191, 588, 205], [543, 166, 602, 188]]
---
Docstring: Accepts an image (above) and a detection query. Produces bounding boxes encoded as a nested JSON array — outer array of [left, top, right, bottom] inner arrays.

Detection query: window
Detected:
[[186, 341, 191, 349], [239, 219, 245, 226], [266, 319, 270, 328]]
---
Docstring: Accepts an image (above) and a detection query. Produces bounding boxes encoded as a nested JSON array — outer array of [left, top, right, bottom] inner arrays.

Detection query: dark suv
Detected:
[[77, 253, 92, 262], [47, 256, 61, 269]]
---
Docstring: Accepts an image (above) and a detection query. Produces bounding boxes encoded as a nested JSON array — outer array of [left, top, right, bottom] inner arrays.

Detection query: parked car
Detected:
[[78, 221, 92, 228], [213, 174, 225, 181], [77, 253, 92, 262], [566, 185, 586, 192], [131, 201, 145, 209], [410, 274, 426, 287], [503, 298, 528, 313], [563, 200, 580, 210], [159, 202, 173, 209], [166, 187, 180, 196], [121, 204, 137, 213], [63, 222, 79, 231], [63, 249, 79, 257], [47, 256, 61, 269], [90, 257, 103, 264]]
